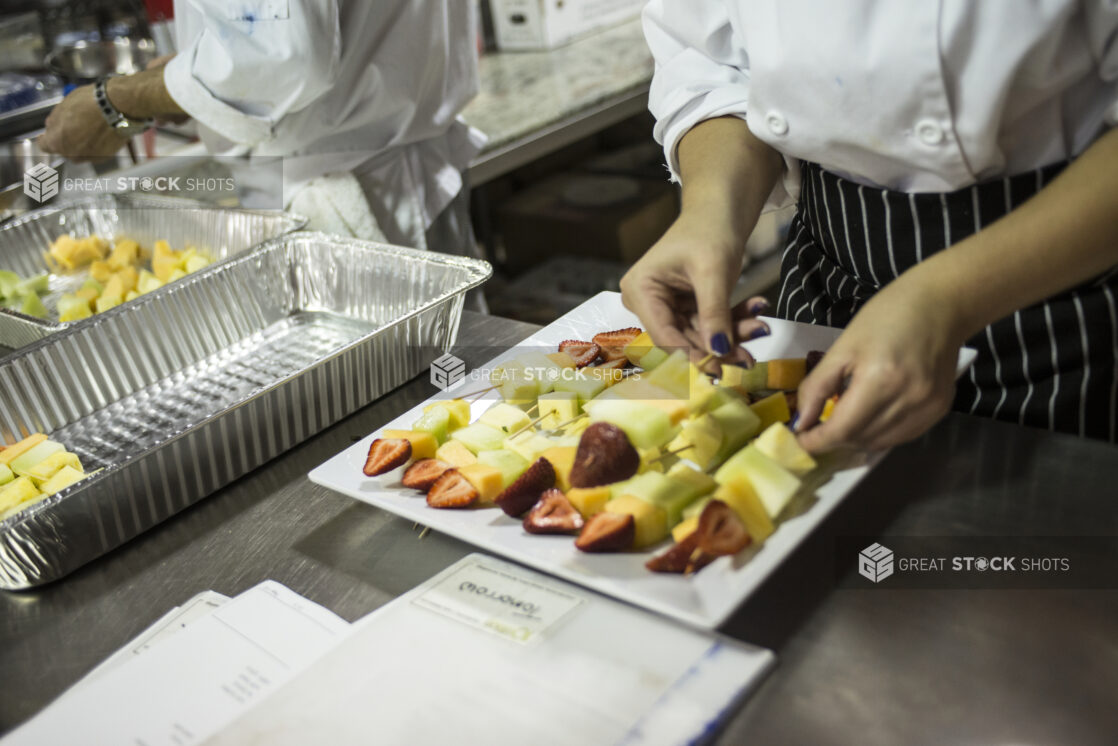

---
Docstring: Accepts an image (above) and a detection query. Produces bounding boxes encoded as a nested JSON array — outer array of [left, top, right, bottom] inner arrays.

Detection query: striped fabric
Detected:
[[776, 161, 1118, 442]]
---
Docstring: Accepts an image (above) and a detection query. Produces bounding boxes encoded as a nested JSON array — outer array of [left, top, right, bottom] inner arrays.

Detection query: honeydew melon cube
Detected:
[[18, 292, 47, 319], [687, 363, 719, 412], [537, 391, 579, 429], [584, 398, 679, 450], [0, 434, 47, 467], [639, 347, 670, 371], [412, 406, 451, 445], [457, 464, 504, 503], [448, 423, 506, 454], [500, 378, 541, 405], [0, 270, 19, 298], [540, 445, 576, 491], [714, 445, 801, 518], [381, 429, 438, 460], [24, 451, 83, 485], [425, 399, 472, 431], [638, 447, 664, 474], [609, 471, 671, 504], [0, 476, 39, 514], [712, 480, 776, 544], [184, 254, 211, 274], [503, 431, 554, 462], [753, 423, 817, 476], [605, 494, 668, 548], [563, 416, 591, 437], [750, 391, 792, 430], [167, 268, 187, 282], [57, 294, 93, 322], [15, 273, 49, 295], [709, 397, 762, 464], [435, 440, 477, 468], [645, 351, 691, 400], [658, 464, 717, 526], [740, 362, 770, 393], [124, 291, 140, 302], [546, 352, 576, 369], [682, 495, 712, 521], [719, 363, 746, 391], [622, 331, 655, 366], [566, 486, 611, 519], [553, 374, 606, 405], [0, 463, 12, 486], [604, 378, 689, 424], [672, 515, 700, 543], [517, 352, 567, 394], [137, 269, 164, 295], [95, 292, 123, 314], [40, 465, 87, 496], [666, 413, 723, 470], [479, 402, 532, 435], [477, 449, 530, 488]]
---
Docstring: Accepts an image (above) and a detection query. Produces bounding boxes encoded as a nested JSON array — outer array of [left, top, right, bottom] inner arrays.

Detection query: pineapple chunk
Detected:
[[605, 494, 668, 549], [184, 254, 211, 274], [539, 446, 576, 491], [10, 440, 65, 475], [0, 476, 40, 514], [0, 463, 13, 486], [537, 391, 579, 429], [666, 414, 723, 470], [457, 464, 504, 503], [107, 239, 140, 270], [714, 445, 801, 518], [752, 423, 817, 475], [435, 440, 477, 468], [95, 293, 123, 314], [137, 269, 165, 296], [478, 402, 532, 435], [622, 330, 655, 366], [24, 451, 83, 485], [566, 486, 611, 519], [381, 429, 438, 460], [0, 434, 47, 467], [88, 259, 114, 284], [712, 480, 776, 544], [39, 465, 86, 496]]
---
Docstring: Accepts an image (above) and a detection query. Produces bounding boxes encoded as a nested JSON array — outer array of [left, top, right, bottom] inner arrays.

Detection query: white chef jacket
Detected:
[[164, 0, 482, 237], [644, 0, 1118, 208]]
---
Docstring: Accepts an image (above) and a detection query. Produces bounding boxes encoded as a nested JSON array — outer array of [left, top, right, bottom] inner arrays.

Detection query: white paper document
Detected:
[[4, 581, 350, 746], [205, 555, 775, 746]]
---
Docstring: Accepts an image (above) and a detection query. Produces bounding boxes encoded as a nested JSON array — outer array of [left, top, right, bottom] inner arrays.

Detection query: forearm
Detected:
[[105, 66, 186, 121], [676, 116, 784, 244], [899, 127, 1118, 341]]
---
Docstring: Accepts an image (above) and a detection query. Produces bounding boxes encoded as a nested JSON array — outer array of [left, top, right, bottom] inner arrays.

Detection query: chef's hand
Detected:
[[795, 280, 963, 453], [620, 211, 770, 370], [38, 85, 129, 163]]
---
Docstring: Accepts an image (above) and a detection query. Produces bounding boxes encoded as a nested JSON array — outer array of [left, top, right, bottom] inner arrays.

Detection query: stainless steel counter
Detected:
[[1, 311, 1116, 744]]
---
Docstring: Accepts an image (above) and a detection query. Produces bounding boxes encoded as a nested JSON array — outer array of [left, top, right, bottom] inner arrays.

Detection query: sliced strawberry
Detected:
[[645, 531, 716, 574], [570, 422, 640, 488], [426, 469, 479, 509], [695, 500, 752, 556], [402, 458, 453, 491], [363, 438, 412, 476], [495, 457, 556, 517], [592, 327, 642, 362], [575, 512, 635, 553], [523, 488, 585, 534], [558, 339, 602, 368]]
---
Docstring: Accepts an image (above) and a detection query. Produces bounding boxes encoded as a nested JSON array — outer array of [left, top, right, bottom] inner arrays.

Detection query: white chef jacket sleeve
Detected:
[[1086, 0, 1118, 126], [163, 0, 342, 147], [642, 0, 792, 209]]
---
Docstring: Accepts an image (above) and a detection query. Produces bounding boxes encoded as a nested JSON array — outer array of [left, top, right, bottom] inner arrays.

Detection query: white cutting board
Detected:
[[310, 292, 975, 629]]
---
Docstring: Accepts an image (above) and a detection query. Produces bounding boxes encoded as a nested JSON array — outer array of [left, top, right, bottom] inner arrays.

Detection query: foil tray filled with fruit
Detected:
[[0, 193, 305, 349], [311, 292, 975, 629], [0, 233, 491, 590]]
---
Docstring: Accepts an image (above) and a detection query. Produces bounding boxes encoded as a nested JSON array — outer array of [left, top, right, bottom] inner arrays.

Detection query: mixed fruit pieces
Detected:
[[363, 327, 829, 575], [0, 434, 93, 521], [1, 233, 215, 323]]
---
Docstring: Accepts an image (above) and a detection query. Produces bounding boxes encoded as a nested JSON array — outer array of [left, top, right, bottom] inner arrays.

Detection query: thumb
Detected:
[[694, 262, 736, 357], [794, 354, 846, 437]]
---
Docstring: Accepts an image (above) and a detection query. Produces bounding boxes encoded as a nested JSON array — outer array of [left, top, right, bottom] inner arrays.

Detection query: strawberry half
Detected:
[[592, 327, 642, 362], [695, 500, 752, 556], [426, 469, 479, 509], [558, 340, 602, 368], [575, 512, 635, 553], [645, 531, 716, 574], [363, 438, 412, 476], [495, 457, 556, 517], [569, 422, 640, 488], [402, 458, 453, 491], [523, 488, 584, 534]]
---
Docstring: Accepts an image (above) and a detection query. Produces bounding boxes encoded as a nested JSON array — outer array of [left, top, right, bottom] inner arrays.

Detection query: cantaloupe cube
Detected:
[[712, 480, 775, 544], [671, 515, 699, 543], [39, 465, 86, 496], [750, 391, 791, 430], [605, 495, 668, 548], [457, 464, 504, 503], [381, 429, 438, 460], [0, 434, 47, 467], [709, 396, 762, 463], [435, 440, 477, 468], [540, 445, 576, 491], [820, 395, 838, 422], [584, 399, 678, 450], [767, 358, 808, 391], [566, 486, 611, 519], [753, 423, 816, 475]]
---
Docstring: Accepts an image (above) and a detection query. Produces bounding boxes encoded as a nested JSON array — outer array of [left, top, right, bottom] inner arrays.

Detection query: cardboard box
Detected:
[[490, 0, 645, 50]]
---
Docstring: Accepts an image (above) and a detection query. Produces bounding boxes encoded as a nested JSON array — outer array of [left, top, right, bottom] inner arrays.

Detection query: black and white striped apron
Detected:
[[776, 161, 1118, 443]]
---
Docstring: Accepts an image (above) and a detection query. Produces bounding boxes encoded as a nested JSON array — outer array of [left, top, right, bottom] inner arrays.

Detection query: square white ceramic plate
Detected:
[[309, 292, 976, 629]]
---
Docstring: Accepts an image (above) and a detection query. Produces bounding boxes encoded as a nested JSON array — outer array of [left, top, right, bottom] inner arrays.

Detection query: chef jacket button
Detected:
[[766, 111, 789, 136], [916, 119, 945, 145]]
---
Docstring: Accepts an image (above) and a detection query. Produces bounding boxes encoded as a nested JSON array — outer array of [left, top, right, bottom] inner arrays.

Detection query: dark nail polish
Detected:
[[710, 332, 731, 355], [749, 326, 770, 340], [789, 413, 801, 431], [749, 300, 770, 316]]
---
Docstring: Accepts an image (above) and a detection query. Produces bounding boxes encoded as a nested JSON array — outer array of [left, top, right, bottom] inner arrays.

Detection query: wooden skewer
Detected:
[[697, 352, 716, 369], [507, 412, 549, 439], [648, 444, 694, 464], [463, 383, 499, 400], [525, 403, 539, 415], [547, 412, 588, 432], [418, 526, 431, 540]]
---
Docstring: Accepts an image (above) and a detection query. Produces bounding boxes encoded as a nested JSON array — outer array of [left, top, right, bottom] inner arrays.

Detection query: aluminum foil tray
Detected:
[[0, 194, 306, 348], [0, 232, 492, 589]]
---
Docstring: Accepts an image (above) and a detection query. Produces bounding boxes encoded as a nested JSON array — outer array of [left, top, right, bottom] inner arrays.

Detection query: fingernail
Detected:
[[789, 413, 801, 431], [749, 325, 770, 340], [749, 300, 770, 316], [710, 332, 730, 355]]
